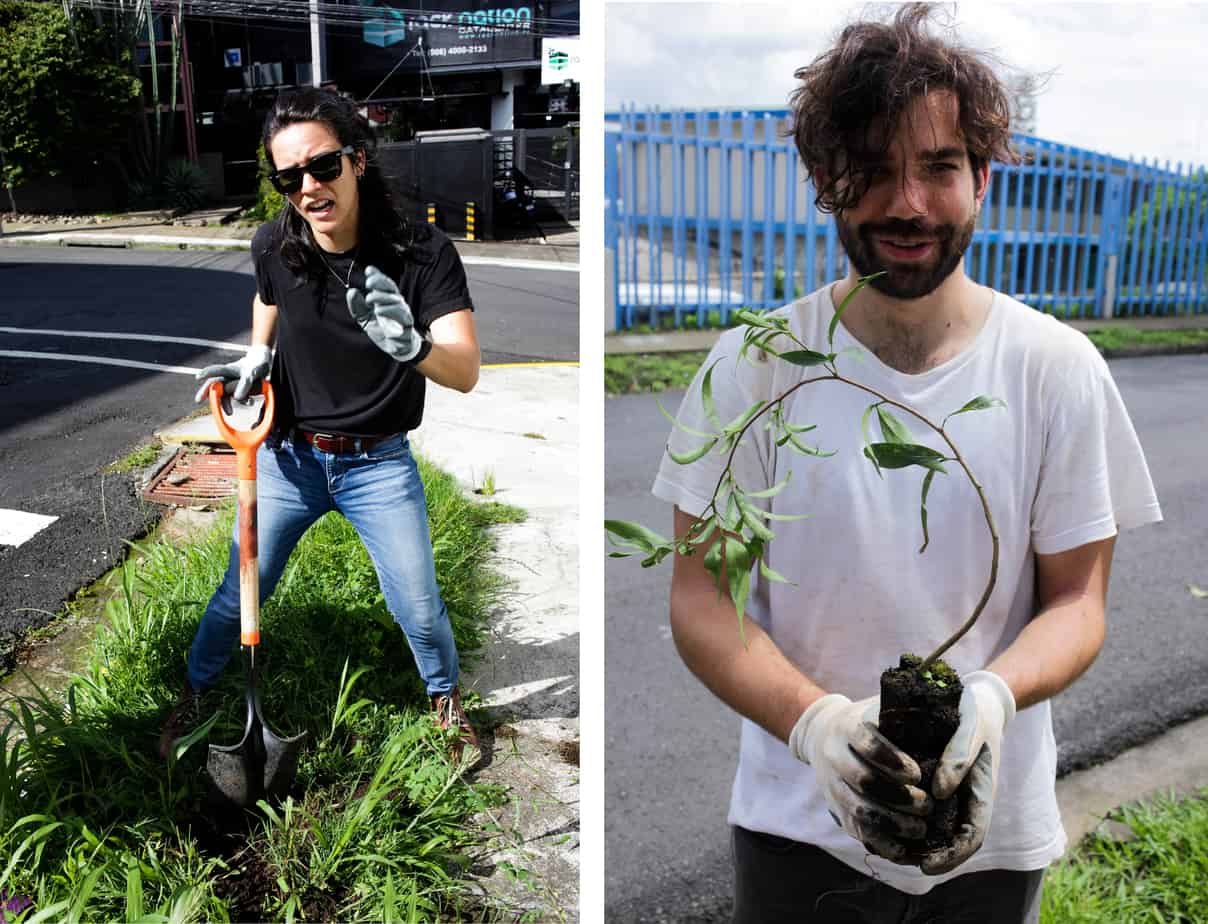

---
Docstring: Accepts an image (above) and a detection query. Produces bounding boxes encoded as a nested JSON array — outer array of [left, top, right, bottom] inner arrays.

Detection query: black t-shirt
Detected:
[[251, 220, 473, 437]]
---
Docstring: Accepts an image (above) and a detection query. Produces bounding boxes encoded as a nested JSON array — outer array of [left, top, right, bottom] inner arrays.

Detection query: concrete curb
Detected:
[[0, 229, 580, 271]]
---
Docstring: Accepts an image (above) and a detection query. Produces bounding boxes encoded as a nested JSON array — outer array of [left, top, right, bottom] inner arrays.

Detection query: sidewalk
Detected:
[[0, 206, 580, 269]]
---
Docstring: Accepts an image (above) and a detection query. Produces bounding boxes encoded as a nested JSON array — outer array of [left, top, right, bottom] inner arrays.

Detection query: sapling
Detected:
[[605, 274, 1005, 859]]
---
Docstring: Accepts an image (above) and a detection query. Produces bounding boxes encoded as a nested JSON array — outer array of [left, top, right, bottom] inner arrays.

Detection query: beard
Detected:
[[835, 212, 977, 300]]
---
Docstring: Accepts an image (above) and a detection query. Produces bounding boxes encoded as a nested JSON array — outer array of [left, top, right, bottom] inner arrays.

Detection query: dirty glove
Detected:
[[193, 343, 272, 404], [790, 693, 933, 864], [920, 670, 1016, 875], [346, 264, 422, 363]]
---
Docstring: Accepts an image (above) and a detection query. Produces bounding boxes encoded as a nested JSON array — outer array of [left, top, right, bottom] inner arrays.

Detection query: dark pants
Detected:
[[732, 826, 1044, 924]]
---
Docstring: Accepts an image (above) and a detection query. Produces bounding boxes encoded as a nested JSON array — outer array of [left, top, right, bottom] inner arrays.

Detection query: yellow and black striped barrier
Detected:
[[465, 201, 476, 241], [426, 203, 436, 225]]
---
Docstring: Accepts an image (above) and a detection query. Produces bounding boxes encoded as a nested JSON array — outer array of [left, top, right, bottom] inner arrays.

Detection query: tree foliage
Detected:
[[0, 1, 140, 187]]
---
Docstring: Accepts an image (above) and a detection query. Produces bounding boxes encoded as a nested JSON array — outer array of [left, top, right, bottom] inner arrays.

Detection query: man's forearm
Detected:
[[671, 578, 827, 743], [985, 591, 1105, 711]]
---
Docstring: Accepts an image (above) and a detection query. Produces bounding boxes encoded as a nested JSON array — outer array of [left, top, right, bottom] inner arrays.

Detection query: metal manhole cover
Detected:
[[143, 448, 237, 505]]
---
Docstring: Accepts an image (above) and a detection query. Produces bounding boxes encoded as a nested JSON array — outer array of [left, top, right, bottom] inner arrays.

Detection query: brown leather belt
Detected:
[[296, 430, 396, 454]]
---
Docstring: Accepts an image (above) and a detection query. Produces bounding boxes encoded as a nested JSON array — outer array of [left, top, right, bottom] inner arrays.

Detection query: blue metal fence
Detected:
[[606, 107, 1208, 331]]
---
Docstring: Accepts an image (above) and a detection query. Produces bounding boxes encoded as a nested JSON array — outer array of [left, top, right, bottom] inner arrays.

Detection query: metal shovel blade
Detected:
[[206, 648, 307, 808]]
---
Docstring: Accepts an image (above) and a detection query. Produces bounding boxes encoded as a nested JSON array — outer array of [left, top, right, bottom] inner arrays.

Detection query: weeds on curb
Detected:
[[0, 455, 525, 921]]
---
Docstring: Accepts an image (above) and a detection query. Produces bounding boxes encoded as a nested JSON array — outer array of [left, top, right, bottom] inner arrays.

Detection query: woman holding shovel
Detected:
[[159, 86, 481, 764]]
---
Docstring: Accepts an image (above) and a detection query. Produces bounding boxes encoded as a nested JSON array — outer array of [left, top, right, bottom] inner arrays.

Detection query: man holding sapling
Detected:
[[651, 6, 1161, 920]]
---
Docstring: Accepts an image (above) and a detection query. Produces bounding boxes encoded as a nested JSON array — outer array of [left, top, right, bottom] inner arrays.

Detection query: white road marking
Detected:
[[0, 327, 246, 352], [0, 509, 59, 547], [0, 350, 198, 374]]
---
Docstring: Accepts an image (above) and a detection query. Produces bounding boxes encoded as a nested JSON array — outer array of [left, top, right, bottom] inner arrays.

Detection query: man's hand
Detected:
[[919, 670, 1017, 875], [346, 265, 422, 362], [790, 693, 934, 863], [194, 343, 272, 404]]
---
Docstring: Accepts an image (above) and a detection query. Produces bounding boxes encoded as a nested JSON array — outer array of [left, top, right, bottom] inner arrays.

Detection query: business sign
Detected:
[[540, 37, 580, 84], [356, 0, 539, 68], [224, 48, 242, 67]]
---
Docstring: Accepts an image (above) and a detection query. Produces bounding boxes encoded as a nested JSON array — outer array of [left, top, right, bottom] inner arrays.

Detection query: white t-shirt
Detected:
[[652, 285, 1162, 895]]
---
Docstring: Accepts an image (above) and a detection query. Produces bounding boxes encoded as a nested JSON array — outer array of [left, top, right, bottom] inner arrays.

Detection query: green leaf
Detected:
[[703, 537, 724, 590], [655, 397, 716, 439], [745, 470, 793, 499], [943, 395, 1007, 427], [723, 399, 766, 436], [640, 546, 674, 568], [735, 495, 775, 542], [778, 349, 832, 368], [919, 469, 936, 554], [865, 442, 949, 473], [876, 406, 912, 444], [861, 402, 879, 450], [783, 431, 837, 458], [725, 540, 754, 642], [759, 558, 792, 585], [735, 308, 775, 329], [169, 711, 220, 765], [701, 360, 723, 430], [667, 436, 718, 465], [604, 519, 670, 553], [828, 271, 884, 349]]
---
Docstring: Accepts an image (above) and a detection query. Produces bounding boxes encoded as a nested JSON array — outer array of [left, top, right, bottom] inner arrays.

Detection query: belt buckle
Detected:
[[311, 431, 338, 452]]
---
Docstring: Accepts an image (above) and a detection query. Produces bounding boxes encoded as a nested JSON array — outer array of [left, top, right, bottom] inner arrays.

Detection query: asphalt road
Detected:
[[0, 244, 578, 655], [604, 354, 1208, 923]]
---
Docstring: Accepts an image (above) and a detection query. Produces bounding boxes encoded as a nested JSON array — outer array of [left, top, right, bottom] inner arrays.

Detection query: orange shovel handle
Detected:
[[207, 379, 275, 647], [207, 380, 276, 480]]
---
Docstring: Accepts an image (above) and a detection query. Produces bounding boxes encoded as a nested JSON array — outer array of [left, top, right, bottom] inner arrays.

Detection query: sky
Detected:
[[604, 1, 1208, 169]]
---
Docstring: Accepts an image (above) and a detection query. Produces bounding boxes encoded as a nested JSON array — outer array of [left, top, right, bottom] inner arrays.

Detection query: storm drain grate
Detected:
[[142, 448, 238, 505]]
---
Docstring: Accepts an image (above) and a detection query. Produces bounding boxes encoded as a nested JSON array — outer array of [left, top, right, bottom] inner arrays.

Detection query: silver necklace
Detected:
[[317, 244, 360, 289]]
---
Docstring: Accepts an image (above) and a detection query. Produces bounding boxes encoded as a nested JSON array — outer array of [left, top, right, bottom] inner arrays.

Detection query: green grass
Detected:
[[0, 455, 526, 921], [1041, 790, 1208, 923], [1082, 326, 1208, 353], [605, 350, 710, 396], [103, 439, 163, 475]]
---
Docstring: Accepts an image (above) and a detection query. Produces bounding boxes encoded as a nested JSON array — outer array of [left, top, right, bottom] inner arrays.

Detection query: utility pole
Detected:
[[309, 0, 326, 86]]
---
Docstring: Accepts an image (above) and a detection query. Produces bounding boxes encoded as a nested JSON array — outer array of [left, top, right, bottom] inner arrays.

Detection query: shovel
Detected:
[[204, 379, 306, 808]]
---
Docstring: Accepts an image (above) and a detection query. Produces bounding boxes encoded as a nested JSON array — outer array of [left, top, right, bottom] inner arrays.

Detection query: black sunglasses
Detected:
[[268, 145, 357, 194]]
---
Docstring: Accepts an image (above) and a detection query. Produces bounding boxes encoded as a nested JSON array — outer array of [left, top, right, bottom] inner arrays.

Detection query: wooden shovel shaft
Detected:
[[238, 476, 260, 647], [207, 378, 275, 649]]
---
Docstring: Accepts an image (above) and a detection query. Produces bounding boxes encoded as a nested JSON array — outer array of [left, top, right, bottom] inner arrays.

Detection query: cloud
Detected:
[[605, 1, 1208, 166]]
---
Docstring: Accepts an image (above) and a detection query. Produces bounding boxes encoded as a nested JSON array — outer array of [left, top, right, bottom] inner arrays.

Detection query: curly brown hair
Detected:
[[789, 3, 1022, 213]]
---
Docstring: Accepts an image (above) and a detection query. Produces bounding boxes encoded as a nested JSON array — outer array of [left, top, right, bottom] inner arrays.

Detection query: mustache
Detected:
[[859, 219, 953, 240]]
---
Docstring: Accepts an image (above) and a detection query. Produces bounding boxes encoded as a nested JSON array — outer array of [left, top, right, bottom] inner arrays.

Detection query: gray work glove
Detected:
[[194, 343, 272, 404], [789, 693, 933, 864], [346, 264, 422, 363], [919, 670, 1016, 875]]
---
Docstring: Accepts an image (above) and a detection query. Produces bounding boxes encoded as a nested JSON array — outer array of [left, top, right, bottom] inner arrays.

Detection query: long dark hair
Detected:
[[789, 3, 1023, 213], [261, 86, 430, 281]]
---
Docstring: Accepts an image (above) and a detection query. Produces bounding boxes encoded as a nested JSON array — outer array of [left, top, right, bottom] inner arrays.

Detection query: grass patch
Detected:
[[605, 350, 709, 396], [1041, 790, 1208, 923], [103, 439, 163, 475], [1082, 326, 1208, 352], [0, 454, 522, 921]]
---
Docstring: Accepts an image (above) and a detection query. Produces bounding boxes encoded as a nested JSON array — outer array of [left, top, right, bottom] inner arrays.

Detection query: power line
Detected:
[[39, 0, 579, 36]]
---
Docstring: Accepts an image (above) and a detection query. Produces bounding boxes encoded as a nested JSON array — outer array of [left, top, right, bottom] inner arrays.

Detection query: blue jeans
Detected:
[[186, 432, 459, 697]]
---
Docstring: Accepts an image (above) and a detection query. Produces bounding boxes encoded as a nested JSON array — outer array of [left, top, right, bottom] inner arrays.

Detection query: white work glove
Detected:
[[920, 669, 1017, 875], [346, 264, 422, 363], [194, 343, 272, 404], [790, 694, 934, 864]]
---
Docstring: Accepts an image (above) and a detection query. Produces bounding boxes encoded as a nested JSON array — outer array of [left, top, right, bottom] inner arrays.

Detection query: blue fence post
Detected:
[[605, 120, 621, 330], [740, 113, 755, 312], [1098, 172, 1126, 319], [762, 115, 776, 309]]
